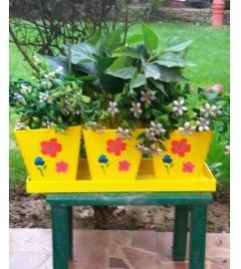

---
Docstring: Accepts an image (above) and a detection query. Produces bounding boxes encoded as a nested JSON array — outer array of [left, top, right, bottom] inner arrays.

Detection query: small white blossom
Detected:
[[39, 92, 49, 102], [145, 128, 157, 142], [116, 127, 132, 139], [150, 143, 162, 155], [200, 103, 222, 118], [16, 119, 26, 130], [13, 92, 24, 102], [130, 102, 142, 118], [107, 101, 119, 117], [86, 121, 105, 133], [75, 110, 80, 115], [225, 144, 230, 155], [150, 122, 166, 136], [179, 122, 196, 135], [137, 144, 152, 155], [196, 117, 210, 132], [20, 84, 31, 94], [55, 65, 64, 74], [140, 90, 156, 105], [172, 98, 188, 116]]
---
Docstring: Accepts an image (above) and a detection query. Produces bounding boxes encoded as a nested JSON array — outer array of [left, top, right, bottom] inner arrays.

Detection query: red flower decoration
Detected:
[[106, 138, 126, 156], [171, 139, 191, 157], [118, 160, 130, 171], [41, 138, 62, 158], [56, 161, 69, 173], [183, 162, 195, 173]]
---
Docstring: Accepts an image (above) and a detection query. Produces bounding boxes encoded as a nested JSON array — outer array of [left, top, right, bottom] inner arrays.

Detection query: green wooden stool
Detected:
[[46, 192, 213, 269]]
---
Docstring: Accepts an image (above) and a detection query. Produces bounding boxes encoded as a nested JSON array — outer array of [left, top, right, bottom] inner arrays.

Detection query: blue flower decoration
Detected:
[[163, 155, 172, 164], [34, 157, 45, 166], [98, 154, 108, 164]]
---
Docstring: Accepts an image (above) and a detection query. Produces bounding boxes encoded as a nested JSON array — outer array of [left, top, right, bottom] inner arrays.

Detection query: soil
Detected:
[[9, 187, 229, 232]]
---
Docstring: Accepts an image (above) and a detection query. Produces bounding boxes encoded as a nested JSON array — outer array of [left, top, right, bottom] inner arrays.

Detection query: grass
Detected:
[[9, 22, 230, 192]]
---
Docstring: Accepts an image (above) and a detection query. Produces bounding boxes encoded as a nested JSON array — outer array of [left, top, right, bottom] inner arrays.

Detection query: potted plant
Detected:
[[10, 66, 91, 181], [46, 24, 223, 180]]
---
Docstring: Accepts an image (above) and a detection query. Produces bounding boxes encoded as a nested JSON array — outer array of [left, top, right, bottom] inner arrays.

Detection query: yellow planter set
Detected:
[[15, 127, 215, 193]]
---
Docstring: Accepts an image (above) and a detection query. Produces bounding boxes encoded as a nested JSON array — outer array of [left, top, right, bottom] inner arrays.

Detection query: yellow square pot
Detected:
[[152, 130, 213, 179], [15, 125, 81, 181], [83, 129, 143, 180]]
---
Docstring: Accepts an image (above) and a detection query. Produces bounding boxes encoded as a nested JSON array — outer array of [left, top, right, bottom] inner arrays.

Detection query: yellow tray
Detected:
[[26, 160, 217, 193]]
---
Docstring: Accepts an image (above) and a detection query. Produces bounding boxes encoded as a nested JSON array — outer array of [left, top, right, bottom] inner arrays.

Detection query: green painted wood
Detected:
[[173, 206, 189, 261], [68, 207, 73, 260], [46, 192, 213, 206], [52, 206, 70, 269], [189, 205, 208, 269]]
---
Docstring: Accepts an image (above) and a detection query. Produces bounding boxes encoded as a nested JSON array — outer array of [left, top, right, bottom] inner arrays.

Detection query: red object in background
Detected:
[[212, 0, 225, 26]]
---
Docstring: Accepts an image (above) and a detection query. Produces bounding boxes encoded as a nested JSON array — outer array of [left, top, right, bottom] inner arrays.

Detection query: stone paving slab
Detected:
[[10, 229, 229, 269]]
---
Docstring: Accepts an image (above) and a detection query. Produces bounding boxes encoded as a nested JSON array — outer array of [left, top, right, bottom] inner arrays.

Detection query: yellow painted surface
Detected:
[[26, 160, 216, 193], [83, 129, 143, 181], [153, 131, 213, 180], [15, 126, 81, 181]]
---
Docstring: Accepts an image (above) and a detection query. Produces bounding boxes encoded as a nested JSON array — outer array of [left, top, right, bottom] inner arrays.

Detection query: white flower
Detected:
[[225, 144, 230, 155], [196, 117, 210, 132], [179, 122, 196, 135], [136, 144, 151, 155], [151, 143, 162, 155], [13, 92, 24, 102], [172, 98, 188, 116], [200, 103, 222, 118], [116, 127, 132, 139], [55, 65, 64, 74], [16, 119, 26, 130], [20, 84, 31, 94], [39, 92, 49, 103], [150, 122, 166, 136], [145, 128, 157, 142], [130, 102, 142, 118], [140, 90, 156, 105], [107, 101, 119, 117]]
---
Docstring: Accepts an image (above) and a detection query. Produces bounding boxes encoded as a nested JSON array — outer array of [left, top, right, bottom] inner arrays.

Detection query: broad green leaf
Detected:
[[186, 87, 201, 109], [158, 66, 187, 83], [105, 57, 137, 79], [144, 64, 160, 79], [112, 46, 144, 59], [142, 24, 159, 54], [149, 80, 168, 96], [165, 38, 193, 53], [127, 34, 143, 45], [67, 42, 96, 65], [155, 52, 195, 68], [130, 73, 146, 88], [105, 28, 123, 51]]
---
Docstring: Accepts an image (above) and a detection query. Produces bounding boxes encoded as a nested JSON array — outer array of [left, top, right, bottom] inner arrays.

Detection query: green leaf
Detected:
[[130, 73, 146, 89], [158, 66, 187, 83], [105, 28, 123, 51], [186, 87, 201, 109], [165, 38, 193, 53], [81, 95, 91, 103], [105, 57, 137, 79], [127, 34, 143, 45], [142, 24, 159, 54], [155, 52, 195, 68], [144, 64, 160, 79], [67, 42, 96, 65], [149, 80, 168, 96], [112, 45, 145, 59]]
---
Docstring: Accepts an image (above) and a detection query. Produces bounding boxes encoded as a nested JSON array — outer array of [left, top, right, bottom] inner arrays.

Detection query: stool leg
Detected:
[[189, 205, 208, 269], [173, 206, 188, 261], [68, 206, 73, 260], [52, 206, 70, 269]]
